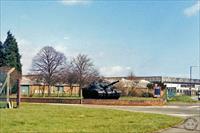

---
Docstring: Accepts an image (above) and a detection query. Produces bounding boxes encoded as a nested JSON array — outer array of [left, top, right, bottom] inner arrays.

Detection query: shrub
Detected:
[[142, 92, 153, 97]]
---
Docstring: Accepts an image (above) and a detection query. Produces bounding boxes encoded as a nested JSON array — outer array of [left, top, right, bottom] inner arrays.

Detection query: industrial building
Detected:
[[105, 76, 200, 96], [138, 76, 200, 96]]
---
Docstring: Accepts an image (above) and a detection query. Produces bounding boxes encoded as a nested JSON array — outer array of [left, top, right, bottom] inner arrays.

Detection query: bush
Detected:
[[142, 92, 153, 97]]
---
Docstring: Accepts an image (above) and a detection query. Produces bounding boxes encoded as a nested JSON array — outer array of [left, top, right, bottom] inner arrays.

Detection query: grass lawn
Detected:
[[120, 96, 160, 101], [0, 103, 183, 133], [168, 95, 198, 103], [0, 101, 7, 108]]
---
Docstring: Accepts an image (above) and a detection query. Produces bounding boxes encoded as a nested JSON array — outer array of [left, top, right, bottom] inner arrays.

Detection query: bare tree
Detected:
[[127, 71, 136, 80], [31, 46, 66, 96], [70, 54, 99, 96], [58, 66, 77, 96], [32, 74, 46, 97], [66, 70, 77, 96]]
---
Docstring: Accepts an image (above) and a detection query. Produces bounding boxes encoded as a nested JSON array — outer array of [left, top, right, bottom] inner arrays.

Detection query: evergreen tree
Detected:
[[0, 41, 6, 66], [3, 31, 22, 72]]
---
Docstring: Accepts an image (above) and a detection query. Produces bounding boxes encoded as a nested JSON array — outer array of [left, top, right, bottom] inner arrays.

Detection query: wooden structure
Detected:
[[0, 67, 21, 108]]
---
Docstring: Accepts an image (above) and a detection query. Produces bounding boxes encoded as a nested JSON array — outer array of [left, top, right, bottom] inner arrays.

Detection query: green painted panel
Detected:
[[21, 85, 29, 96], [167, 87, 176, 98]]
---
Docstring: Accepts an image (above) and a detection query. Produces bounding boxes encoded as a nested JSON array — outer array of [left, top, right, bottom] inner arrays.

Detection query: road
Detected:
[[55, 103, 200, 133], [103, 104, 200, 133]]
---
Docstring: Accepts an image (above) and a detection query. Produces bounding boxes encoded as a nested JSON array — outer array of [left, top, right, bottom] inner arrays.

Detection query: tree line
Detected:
[[30, 44, 99, 97], [0, 31, 99, 96]]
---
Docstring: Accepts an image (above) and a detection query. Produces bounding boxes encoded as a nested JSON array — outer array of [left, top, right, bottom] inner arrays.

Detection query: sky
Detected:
[[0, 0, 200, 78]]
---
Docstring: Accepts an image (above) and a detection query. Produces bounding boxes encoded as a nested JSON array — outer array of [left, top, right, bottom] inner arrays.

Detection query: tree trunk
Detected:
[[57, 87, 59, 97], [48, 85, 51, 97], [79, 84, 82, 97], [42, 86, 45, 97], [39, 85, 41, 96], [70, 84, 73, 96]]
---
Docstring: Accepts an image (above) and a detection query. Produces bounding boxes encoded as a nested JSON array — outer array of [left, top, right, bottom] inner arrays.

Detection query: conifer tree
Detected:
[[3, 31, 22, 72], [0, 41, 6, 67]]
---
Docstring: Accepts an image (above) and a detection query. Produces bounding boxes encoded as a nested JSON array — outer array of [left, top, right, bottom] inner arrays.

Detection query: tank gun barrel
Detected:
[[104, 80, 119, 88]]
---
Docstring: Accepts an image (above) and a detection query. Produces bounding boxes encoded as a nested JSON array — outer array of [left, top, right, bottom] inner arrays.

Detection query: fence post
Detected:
[[17, 79, 21, 108]]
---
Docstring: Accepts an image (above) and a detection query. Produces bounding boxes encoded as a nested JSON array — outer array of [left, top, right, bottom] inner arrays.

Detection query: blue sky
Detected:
[[1, 0, 200, 78]]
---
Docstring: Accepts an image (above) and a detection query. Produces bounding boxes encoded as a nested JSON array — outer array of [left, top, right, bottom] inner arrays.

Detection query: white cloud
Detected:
[[184, 0, 200, 16], [54, 44, 72, 57], [99, 66, 132, 77], [60, 0, 91, 6], [53, 43, 79, 59], [17, 38, 41, 74]]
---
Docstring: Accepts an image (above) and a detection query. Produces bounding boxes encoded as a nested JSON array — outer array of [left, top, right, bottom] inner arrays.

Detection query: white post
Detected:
[[6, 74, 11, 108], [6, 68, 15, 108]]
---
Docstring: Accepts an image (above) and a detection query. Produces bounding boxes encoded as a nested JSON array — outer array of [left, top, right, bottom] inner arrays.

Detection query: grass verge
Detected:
[[167, 95, 198, 103], [0, 103, 183, 133], [0, 101, 7, 108], [120, 96, 160, 101]]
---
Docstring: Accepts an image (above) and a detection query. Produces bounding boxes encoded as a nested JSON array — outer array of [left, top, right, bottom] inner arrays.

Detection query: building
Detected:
[[105, 76, 200, 96], [138, 76, 200, 96], [20, 75, 80, 96], [20, 75, 200, 96]]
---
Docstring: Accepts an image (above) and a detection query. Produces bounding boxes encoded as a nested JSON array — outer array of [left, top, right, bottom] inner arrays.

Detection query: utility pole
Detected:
[[190, 66, 193, 96]]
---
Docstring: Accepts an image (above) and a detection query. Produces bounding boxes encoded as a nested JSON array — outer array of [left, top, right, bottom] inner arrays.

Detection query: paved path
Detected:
[[51, 103, 200, 133]]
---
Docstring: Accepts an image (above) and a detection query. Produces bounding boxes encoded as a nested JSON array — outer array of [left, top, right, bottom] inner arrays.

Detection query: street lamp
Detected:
[[189, 66, 200, 96]]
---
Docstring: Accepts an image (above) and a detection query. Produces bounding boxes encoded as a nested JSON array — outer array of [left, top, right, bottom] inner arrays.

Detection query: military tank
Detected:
[[82, 80, 121, 99]]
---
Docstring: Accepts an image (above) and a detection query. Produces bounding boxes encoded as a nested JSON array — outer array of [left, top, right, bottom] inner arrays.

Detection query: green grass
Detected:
[[0, 103, 183, 133], [168, 95, 197, 103], [120, 96, 159, 101], [0, 101, 7, 108]]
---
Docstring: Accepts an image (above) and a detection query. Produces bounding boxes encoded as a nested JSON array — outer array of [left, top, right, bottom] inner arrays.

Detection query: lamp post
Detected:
[[189, 66, 200, 96]]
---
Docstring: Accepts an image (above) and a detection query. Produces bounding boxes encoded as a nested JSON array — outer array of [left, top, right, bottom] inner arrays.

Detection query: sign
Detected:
[[154, 84, 161, 98], [167, 87, 176, 99], [198, 90, 200, 101]]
